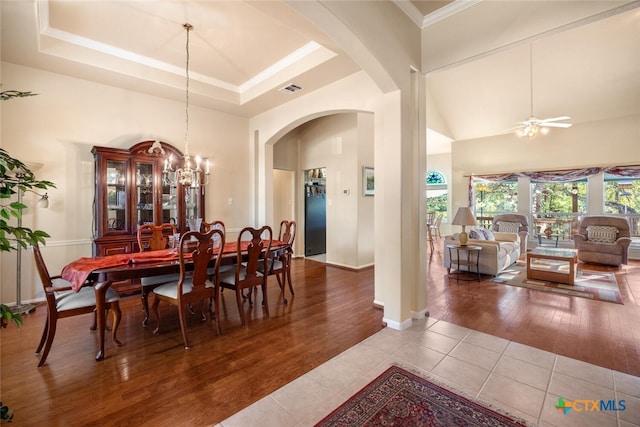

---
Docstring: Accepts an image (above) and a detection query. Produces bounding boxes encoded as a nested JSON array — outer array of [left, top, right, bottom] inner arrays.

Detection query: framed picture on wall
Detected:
[[363, 166, 374, 196]]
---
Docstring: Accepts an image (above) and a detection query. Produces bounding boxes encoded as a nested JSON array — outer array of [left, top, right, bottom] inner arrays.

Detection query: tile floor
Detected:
[[218, 317, 640, 427]]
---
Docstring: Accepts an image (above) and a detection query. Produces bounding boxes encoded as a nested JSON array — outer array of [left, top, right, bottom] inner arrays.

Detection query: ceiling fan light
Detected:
[[541, 127, 550, 135]]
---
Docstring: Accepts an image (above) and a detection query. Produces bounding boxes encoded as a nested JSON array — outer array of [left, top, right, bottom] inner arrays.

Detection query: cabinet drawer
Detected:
[[98, 242, 131, 256]]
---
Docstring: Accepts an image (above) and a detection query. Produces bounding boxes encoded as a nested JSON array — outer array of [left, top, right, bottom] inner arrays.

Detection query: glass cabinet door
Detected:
[[135, 162, 154, 227], [106, 160, 127, 231], [162, 172, 179, 227], [185, 185, 203, 225]]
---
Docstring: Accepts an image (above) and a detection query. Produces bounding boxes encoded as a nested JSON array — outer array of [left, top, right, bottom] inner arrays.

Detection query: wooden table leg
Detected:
[[94, 280, 111, 361]]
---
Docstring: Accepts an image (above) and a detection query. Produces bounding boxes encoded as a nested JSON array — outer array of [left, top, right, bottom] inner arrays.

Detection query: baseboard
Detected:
[[383, 316, 413, 331], [325, 261, 374, 271]]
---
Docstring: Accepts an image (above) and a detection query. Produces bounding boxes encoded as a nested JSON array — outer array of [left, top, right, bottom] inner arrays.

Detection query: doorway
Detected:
[[304, 168, 326, 257]]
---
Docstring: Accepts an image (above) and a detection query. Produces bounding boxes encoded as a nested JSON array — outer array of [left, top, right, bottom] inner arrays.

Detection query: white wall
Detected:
[[272, 169, 295, 243], [1, 62, 251, 304]]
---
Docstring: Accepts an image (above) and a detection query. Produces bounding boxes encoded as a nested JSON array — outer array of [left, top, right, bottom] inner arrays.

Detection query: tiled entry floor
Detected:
[[218, 318, 640, 427]]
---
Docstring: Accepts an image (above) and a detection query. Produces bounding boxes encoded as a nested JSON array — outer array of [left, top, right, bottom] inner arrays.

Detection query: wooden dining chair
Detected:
[[430, 214, 443, 240], [219, 225, 272, 326], [137, 223, 180, 326], [426, 211, 436, 226], [258, 220, 296, 303], [202, 220, 233, 276], [33, 244, 121, 367], [151, 229, 225, 348]]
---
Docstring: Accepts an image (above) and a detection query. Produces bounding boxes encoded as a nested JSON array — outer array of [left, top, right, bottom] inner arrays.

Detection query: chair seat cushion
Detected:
[[219, 266, 264, 286], [56, 286, 120, 311], [578, 240, 624, 255], [257, 259, 284, 274], [153, 278, 214, 299], [207, 264, 235, 276], [141, 273, 181, 287]]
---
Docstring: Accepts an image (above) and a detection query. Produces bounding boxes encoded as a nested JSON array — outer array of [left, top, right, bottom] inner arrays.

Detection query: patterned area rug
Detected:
[[315, 365, 529, 427], [491, 261, 622, 304]]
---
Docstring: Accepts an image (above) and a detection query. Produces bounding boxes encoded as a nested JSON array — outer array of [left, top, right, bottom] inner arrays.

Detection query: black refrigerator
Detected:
[[304, 170, 326, 256]]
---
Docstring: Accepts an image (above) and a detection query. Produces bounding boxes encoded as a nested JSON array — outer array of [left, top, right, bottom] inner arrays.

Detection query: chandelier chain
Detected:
[[529, 43, 534, 117], [184, 23, 192, 157]]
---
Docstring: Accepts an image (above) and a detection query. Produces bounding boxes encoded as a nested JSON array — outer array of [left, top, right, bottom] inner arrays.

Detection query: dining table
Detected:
[[61, 240, 289, 361]]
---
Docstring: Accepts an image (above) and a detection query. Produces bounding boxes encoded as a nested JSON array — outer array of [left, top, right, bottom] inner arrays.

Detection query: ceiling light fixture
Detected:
[[163, 23, 209, 188], [514, 44, 572, 140]]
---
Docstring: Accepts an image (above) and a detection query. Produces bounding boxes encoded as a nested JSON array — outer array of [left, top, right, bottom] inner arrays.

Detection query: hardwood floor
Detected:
[[1, 250, 639, 425], [427, 246, 640, 377], [1, 261, 383, 425]]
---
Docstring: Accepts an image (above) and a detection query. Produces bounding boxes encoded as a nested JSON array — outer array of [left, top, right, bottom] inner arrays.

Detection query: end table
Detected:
[[446, 244, 482, 282]]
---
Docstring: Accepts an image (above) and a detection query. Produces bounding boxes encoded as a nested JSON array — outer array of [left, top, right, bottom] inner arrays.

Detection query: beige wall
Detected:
[[1, 62, 251, 304]]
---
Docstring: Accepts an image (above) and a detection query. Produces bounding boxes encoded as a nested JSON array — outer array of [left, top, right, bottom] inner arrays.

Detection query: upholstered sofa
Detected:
[[443, 230, 521, 276], [573, 216, 631, 266]]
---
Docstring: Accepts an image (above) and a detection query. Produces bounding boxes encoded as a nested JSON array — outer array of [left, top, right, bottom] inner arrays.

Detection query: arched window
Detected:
[[426, 170, 446, 185]]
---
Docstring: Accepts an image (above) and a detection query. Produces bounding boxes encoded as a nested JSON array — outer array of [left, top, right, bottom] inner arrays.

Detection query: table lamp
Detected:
[[452, 207, 476, 246]]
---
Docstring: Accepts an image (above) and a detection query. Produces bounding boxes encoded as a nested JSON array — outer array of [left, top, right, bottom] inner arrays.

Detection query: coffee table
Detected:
[[526, 247, 578, 285]]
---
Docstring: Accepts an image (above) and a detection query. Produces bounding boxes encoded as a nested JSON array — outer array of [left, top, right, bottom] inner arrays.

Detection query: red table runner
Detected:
[[62, 241, 286, 292]]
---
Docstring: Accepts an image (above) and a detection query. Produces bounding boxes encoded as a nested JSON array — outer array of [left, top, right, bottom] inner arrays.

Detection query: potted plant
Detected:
[[0, 89, 55, 422], [0, 304, 23, 329], [0, 146, 55, 250]]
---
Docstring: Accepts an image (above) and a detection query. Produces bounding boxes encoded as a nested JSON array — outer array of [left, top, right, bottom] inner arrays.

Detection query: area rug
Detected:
[[314, 365, 529, 427], [490, 261, 622, 304]]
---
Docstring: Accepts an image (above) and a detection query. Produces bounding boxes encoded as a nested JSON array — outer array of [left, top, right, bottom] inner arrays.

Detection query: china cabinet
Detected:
[[93, 141, 205, 293]]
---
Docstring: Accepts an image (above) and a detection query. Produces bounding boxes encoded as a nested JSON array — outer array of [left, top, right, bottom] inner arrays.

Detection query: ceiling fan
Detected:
[[511, 44, 572, 139]]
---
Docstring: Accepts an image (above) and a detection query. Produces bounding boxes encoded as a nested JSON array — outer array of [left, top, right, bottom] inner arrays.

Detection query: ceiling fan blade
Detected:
[[540, 116, 571, 122], [543, 122, 572, 128]]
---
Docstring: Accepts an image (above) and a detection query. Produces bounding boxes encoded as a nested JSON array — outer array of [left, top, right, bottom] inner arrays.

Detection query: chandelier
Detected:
[[163, 23, 209, 188]]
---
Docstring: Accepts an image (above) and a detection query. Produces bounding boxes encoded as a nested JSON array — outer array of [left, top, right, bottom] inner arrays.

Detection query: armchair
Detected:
[[573, 216, 631, 266], [491, 213, 529, 254]]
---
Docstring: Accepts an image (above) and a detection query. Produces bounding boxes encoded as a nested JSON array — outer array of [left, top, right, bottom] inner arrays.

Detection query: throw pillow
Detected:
[[468, 229, 486, 240], [497, 221, 521, 234], [481, 228, 496, 241], [587, 225, 618, 243]]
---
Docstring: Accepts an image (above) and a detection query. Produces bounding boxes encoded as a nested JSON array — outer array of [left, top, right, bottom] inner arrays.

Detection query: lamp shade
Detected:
[[36, 193, 49, 208], [452, 207, 476, 226], [452, 207, 476, 246]]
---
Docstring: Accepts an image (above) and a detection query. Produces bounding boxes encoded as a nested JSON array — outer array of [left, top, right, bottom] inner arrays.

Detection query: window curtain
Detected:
[[522, 167, 602, 182], [604, 166, 640, 178]]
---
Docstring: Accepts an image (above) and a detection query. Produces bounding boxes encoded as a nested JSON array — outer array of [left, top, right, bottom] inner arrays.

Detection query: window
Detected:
[[472, 181, 518, 228], [426, 171, 447, 222], [604, 175, 640, 215], [604, 175, 640, 237], [426, 171, 445, 185], [531, 181, 587, 239], [474, 181, 518, 216], [531, 181, 587, 214]]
